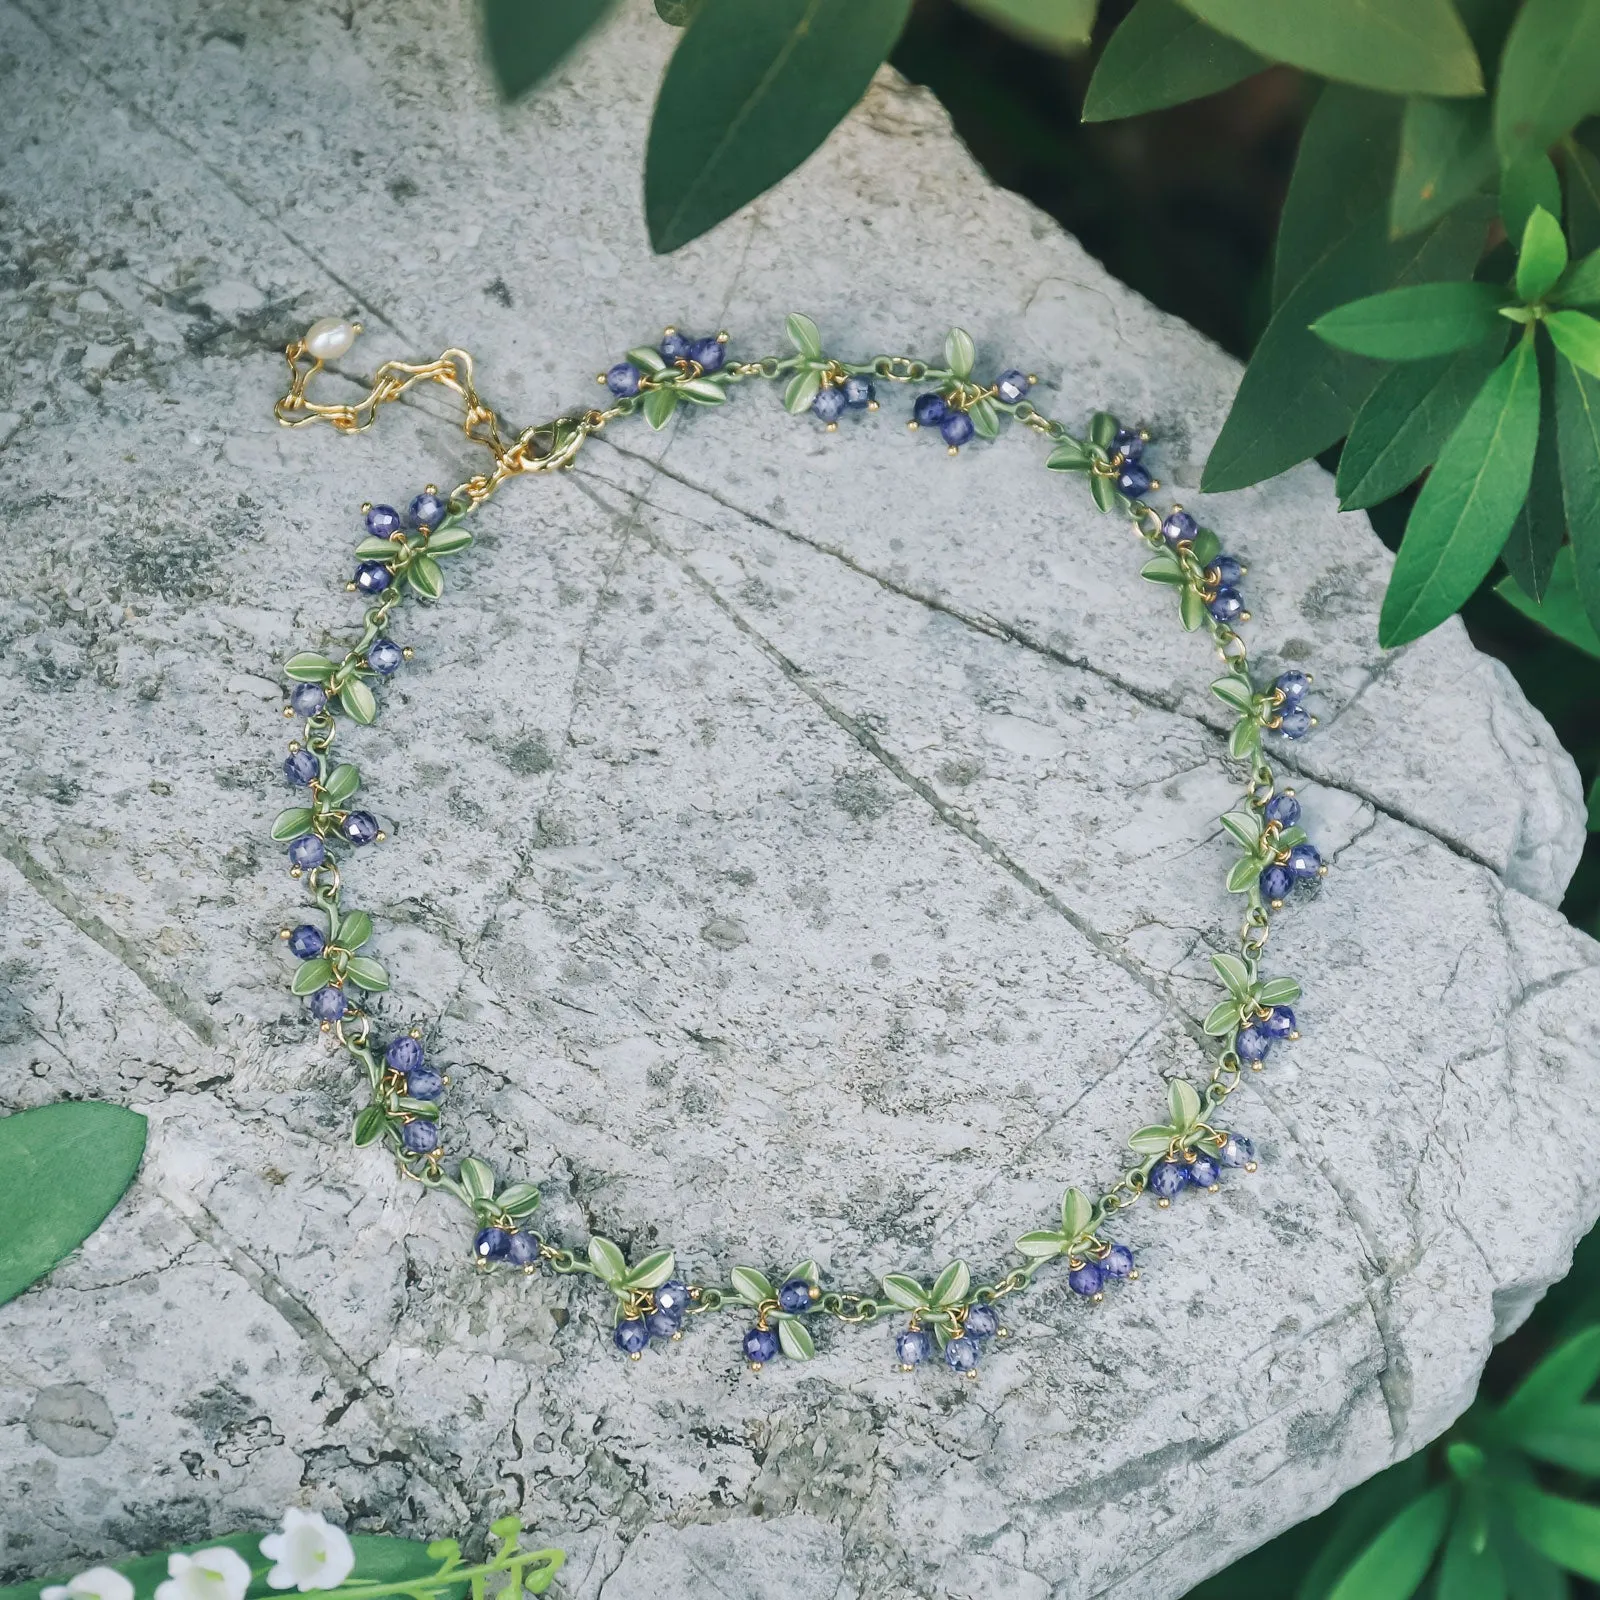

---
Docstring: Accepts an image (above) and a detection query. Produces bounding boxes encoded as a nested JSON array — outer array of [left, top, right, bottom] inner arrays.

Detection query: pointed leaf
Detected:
[[1061, 1186, 1094, 1240], [1205, 1000, 1243, 1035], [1089, 472, 1121, 512], [944, 328, 975, 379], [677, 377, 727, 404], [784, 369, 822, 415], [1391, 96, 1496, 237], [625, 1249, 676, 1291], [1556, 246, 1600, 308], [1128, 1124, 1178, 1154], [321, 763, 361, 805], [1547, 311, 1600, 378], [1226, 856, 1261, 893], [285, 652, 338, 683], [1518, 207, 1571, 303], [777, 1316, 815, 1360], [1557, 352, 1600, 633], [643, 385, 680, 429], [1211, 951, 1254, 997], [731, 1265, 776, 1305], [931, 1261, 971, 1307], [341, 679, 378, 725], [627, 346, 669, 373], [1311, 282, 1508, 361], [1046, 438, 1093, 470], [355, 537, 404, 561], [1256, 976, 1302, 1005], [1503, 336, 1566, 601], [1167, 1079, 1203, 1132], [1517, 1405, 1600, 1474], [785, 313, 822, 359], [1220, 809, 1263, 849], [1502, 1325, 1600, 1430], [343, 956, 389, 992], [956, 0, 1096, 53], [1228, 718, 1261, 759], [352, 1105, 389, 1147], [1493, 0, 1600, 166], [1082, 0, 1264, 122], [1511, 1485, 1600, 1580], [1141, 555, 1187, 585], [969, 396, 1000, 439], [1497, 550, 1600, 658], [1180, 585, 1207, 630], [1015, 1230, 1068, 1258], [291, 957, 333, 996], [495, 1183, 542, 1219], [480, 0, 613, 100], [271, 807, 315, 841], [1502, 153, 1564, 251], [1211, 678, 1256, 713], [407, 553, 445, 601], [458, 1157, 495, 1205], [1326, 1484, 1452, 1600], [335, 910, 374, 952], [587, 1236, 628, 1286], [426, 524, 472, 556], [1089, 411, 1118, 448], [879, 1273, 930, 1311]]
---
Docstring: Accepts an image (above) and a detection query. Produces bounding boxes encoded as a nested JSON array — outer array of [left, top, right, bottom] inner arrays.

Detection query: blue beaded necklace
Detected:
[[269, 314, 1325, 1376]]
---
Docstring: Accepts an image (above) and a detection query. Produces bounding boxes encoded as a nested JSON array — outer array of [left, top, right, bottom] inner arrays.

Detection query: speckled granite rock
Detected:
[[1, 2, 1597, 1597]]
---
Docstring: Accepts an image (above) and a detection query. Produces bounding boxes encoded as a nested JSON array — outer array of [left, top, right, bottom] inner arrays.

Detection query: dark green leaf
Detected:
[[1493, 0, 1600, 166], [427, 524, 473, 556], [496, 1183, 542, 1218], [1503, 153, 1564, 249], [344, 956, 389, 992], [340, 678, 378, 724], [1082, 0, 1264, 121], [1556, 351, 1600, 631], [1547, 310, 1600, 375], [1502, 1325, 1600, 1429], [271, 806, 315, 841], [1090, 410, 1118, 447], [1179, 0, 1483, 95], [1568, 139, 1600, 256], [1513, 1486, 1600, 1580], [336, 908, 374, 951], [0, 1103, 147, 1305], [1326, 1484, 1453, 1600], [1089, 472, 1120, 511], [353, 1105, 389, 1147], [291, 957, 333, 996], [1518, 206, 1571, 302], [1497, 549, 1600, 657], [643, 385, 680, 429], [954, 0, 1096, 53], [355, 536, 403, 561], [1191, 527, 1221, 563], [1503, 337, 1567, 600], [1391, 97, 1497, 237], [1518, 1405, 1600, 1473], [645, 0, 912, 253], [1555, 245, 1600, 306], [480, 0, 613, 100], [407, 553, 445, 601], [1180, 584, 1207, 629], [655, 0, 703, 21], [1310, 281, 1508, 359], [1047, 437, 1094, 470], [1336, 334, 1508, 508], [1380, 331, 1541, 644], [1436, 1502, 1506, 1600]]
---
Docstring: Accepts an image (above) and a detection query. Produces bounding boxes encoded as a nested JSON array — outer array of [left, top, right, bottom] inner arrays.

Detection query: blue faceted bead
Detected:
[[896, 1327, 930, 1366], [1235, 1026, 1272, 1062], [964, 1303, 999, 1338], [309, 985, 348, 1022], [400, 1119, 438, 1154], [288, 835, 326, 870], [940, 410, 975, 448], [474, 1227, 510, 1262], [406, 1065, 445, 1101], [1116, 463, 1152, 498], [408, 490, 449, 530], [369, 638, 402, 675], [386, 1035, 424, 1074], [1277, 706, 1312, 739], [288, 924, 325, 960], [811, 386, 847, 423], [1260, 863, 1294, 902], [1101, 1243, 1135, 1279], [342, 810, 379, 845], [778, 1278, 814, 1313], [1068, 1261, 1104, 1297], [1188, 1154, 1221, 1188], [614, 1318, 650, 1355], [289, 683, 327, 717], [645, 1309, 682, 1341], [660, 330, 691, 363], [506, 1231, 539, 1269], [655, 1280, 691, 1317], [606, 362, 642, 397], [1208, 555, 1244, 586], [1264, 1005, 1296, 1038], [354, 560, 392, 595], [1219, 1133, 1256, 1168], [365, 504, 403, 538], [689, 336, 725, 372], [1263, 793, 1302, 828], [913, 392, 948, 426], [284, 749, 319, 786], [1163, 510, 1198, 546], [1288, 843, 1322, 879], [1207, 586, 1244, 623], [944, 1336, 979, 1372], [1149, 1160, 1188, 1200], [743, 1326, 779, 1364], [1274, 670, 1311, 705], [996, 369, 1032, 404], [1112, 428, 1144, 462], [841, 374, 875, 409]]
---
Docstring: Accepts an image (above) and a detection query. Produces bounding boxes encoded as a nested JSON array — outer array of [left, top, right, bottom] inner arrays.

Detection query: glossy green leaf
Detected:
[[427, 524, 473, 556], [291, 957, 332, 995], [1517, 1405, 1600, 1473], [880, 1272, 930, 1310], [1493, 0, 1600, 165], [458, 1157, 495, 1205], [480, 0, 612, 100], [1257, 976, 1302, 1005], [1504, 336, 1566, 600], [1226, 856, 1260, 893], [352, 1105, 389, 1147], [587, 1236, 627, 1285], [777, 1316, 815, 1359], [1380, 332, 1541, 645], [1211, 951, 1253, 996], [1015, 1230, 1066, 1257], [643, 385, 680, 429], [1178, 0, 1483, 96], [626, 1249, 676, 1290], [1512, 1485, 1600, 1579], [1391, 97, 1496, 237], [1547, 310, 1600, 375], [1557, 350, 1600, 631], [407, 553, 445, 601], [1089, 411, 1118, 448], [1556, 246, 1600, 306], [1212, 678, 1256, 713], [784, 370, 822, 415], [678, 377, 727, 404], [340, 678, 378, 724], [1219, 807, 1262, 847], [284, 651, 337, 683], [1179, 584, 1207, 630], [355, 536, 403, 561], [1504, 1323, 1600, 1429], [1061, 1186, 1094, 1238], [1337, 334, 1509, 509], [970, 396, 1000, 439], [1083, 0, 1263, 121], [1191, 528, 1221, 564], [945, 327, 976, 379], [1311, 281, 1508, 360], [1519, 207, 1571, 302], [1435, 1505, 1506, 1600], [1502, 152, 1564, 249], [1167, 1078, 1202, 1130], [271, 806, 315, 841], [931, 1260, 971, 1307], [1326, 1484, 1452, 1600], [1128, 1125, 1178, 1154], [1204, 1000, 1242, 1034], [1141, 555, 1187, 584], [1047, 437, 1094, 470], [335, 909, 373, 951], [320, 763, 360, 805], [732, 1265, 775, 1304], [393, 1098, 439, 1121], [0, 1102, 147, 1305], [496, 1183, 541, 1218], [1089, 472, 1121, 512], [645, 0, 912, 253], [955, 0, 1095, 51], [343, 956, 389, 992], [786, 313, 822, 358], [1497, 550, 1600, 657], [627, 346, 668, 372]]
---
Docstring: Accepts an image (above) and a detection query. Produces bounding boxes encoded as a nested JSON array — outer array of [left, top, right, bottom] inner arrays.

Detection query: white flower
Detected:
[[260, 1509, 356, 1593], [42, 1567, 135, 1600], [154, 1548, 253, 1600]]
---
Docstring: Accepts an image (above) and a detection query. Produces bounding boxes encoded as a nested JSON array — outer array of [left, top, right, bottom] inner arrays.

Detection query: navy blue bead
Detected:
[[406, 1065, 444, 1100], [284, 749, 319, 787], [913, 392, 948, 426], [614, 1318, 650, 1355], [811, 386, 847, 423], [354, 561, 392, 595], [606, 362, 642, 398], [288, 924, 325, 960], [940, 410, 975, 448], [369, 638, 403, 675], [964, 1303, 999, 1338], [342, 810, 379, 846], [660, 330, 691, 363], [288, 835, 326, 870], [1277, 706, 1312, 739], [1274, 670, 1311, 705], [408, 490, 449, 530], [996, 369, 1031, 404], [1260, 863, 1294, 902], [778, 1278, 814, 1313], [944, 1336, 979, 1372], [506, 1231, 539, 1269], [1149, 1160, 1187, 1200], [896, 1327, 930, 1366], [1188, 1154, 1221, 1188], [474, 1227, 510, 1262], [1112, 428, 1144, 462], [1162, 510, 1198, 546], [289, 683, 327, 717], [1264, 1005, 1296, 1039], [1207, 586, 1244, 623], [400, 1119, 438, 1154], [1116, 463, 1153, 498], [1208, 555, 1244, 586], [645, 1309, 681, 1341], [386, 1035, 424, 1074], [1235, 1025, 1272, 1062], [689, 336, 725, 372], [1288, 843, 1322, 879], [1263, 793, 1301, 828], [309, 985, 348, 1021], [655, 1280, 690, 1317], [1219, 1133, 1256, 1168], [1068, 1261, 1104, 1297], [743, 1326, 779, 1364], [842, 374, 875, 409], [1101, 1243, 1135, 1279], [365, 504, 403, 538]]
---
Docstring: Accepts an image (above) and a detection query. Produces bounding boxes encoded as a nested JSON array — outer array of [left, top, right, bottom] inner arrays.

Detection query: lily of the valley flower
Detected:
[[261, 1508, 356, 1592], [154, 1548, 252, 1600], [43, 1568, 135, 1600]]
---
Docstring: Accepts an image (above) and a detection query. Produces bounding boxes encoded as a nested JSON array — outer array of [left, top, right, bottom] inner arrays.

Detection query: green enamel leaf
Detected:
[[777, 1317, 815, 1360], [784, 370, 822, 414], [284, 652, 337, 683], [355, 536, 403, 561], [1141, 555, 1186, 585], [321, 763, 361, 805], [643, 385, 680, 429], [1211, 677, 1255, 713], [1211, 952, 1254, 997], [1228, 718, 1262, 759], [1390, 96, 1495, 237], [880, 1273, 930, 1311], [678, 376, 727, 404], [458, 1157, 495, 1205], [1557, 246, 1600, 308], [970, 396, 1000, 439], [1204, 1000, 1242, 1035], [1128, 1125, 1177, 1155], [1325, 1484, 1451, 1600], [1493, 0, 1600, 167], [341, 679, 378, 725], [1046, 438, 1093, 470], [407, 553, 445, 600], [1167, 1079, 1202, 1132], [1518, 207, 1571, 304], [1219, 809, 1263, 849], [788, 1258, 822, 1286], [1082, 0, 1264, 122], [271, 807, 315, 841], [627, 346, 669, 372], [1310, 281, 1508, 360], [352, 1104, 389, 1147], [427, 524, 473, 556], [1257, 976, 1302, 1005], [1190, 528, 1221, 565], [1061, 1186, 1094, 1239], [1547, 311, 1600, 379], [626, 1249, 677, 1290], [480, 0, 613, 100], [588, 1236, 628, 1285], [344, 956, 389, 992], [335, 909, 373, 950], [930, 1260, 971, 1308], [731, 1265, 775, 1304], [1226, 856, 1261, 893], [1088, 472, 1121, 513], [291, 957, 333, 995], [1179, 585, 1207, 631], [786, 313, 822, 358], [945, 327, 975, 379], [1015, 1230, 1067, 1258], [1089, 411, 1118, 449], [1274, 825, 1308, 851], [393, 1097, 439, 1121], [496, 1183, 541, 1219]]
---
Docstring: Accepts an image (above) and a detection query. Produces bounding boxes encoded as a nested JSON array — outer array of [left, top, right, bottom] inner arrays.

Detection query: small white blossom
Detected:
[[260, 1509, 356, 1593], [42, 1567, 135, 1600], [154, 1548, 253, 1600]]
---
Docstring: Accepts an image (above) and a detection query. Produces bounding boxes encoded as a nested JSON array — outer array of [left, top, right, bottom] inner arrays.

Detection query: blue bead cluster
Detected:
[[1269, 669, 1314, 739], [811, 374, 875, 425], [1257, 790, 1325, 907], [473, 1227, 540, 1270], [1148, 1135, 1256, 1205], [613, 1279, 692, 1357], [1111, 427, 1153, 499], [1160, 508, 1250, 623], [910, 368, 1033, 453], [608, 330, 728, 397]]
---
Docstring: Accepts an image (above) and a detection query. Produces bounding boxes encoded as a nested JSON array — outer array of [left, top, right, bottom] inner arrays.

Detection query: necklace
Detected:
[[269, 313, 1326, 1377]]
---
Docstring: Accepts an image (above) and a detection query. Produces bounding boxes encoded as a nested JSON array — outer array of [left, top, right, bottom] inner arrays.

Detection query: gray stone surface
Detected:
[[1, 1, 1598, 1596]]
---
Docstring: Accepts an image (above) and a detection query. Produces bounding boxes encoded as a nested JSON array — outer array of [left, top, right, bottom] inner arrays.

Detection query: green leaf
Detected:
[[626, 1249, 676, 1290], [644, 0, 912, 253], [352, 1105, 389, 1147], [343, 956, 389, 992], [1090, 411, 1118, 448], [1211, 677, 1256, 713], [1501, 1325, 1600, 1430], [677, 376, 727, 404], [458, 1157, 495, 1205], [1167, 1078, 1202, 1131], [1047, 437, 1094, 470], [284, 651, 337, 683], [1275, 824, 1308, 850], [1226, 856, 1261, 893], [333, 909, 372, 951], [1179, 0, 1483, 97], [784, 370, 822, 414], [1089, 472, 1121, 512], [1228, 717, 1261, 759], [1179, 585, 1207, 631], [1219, 808, 1263, 848], [1380, 331, 1542, 645], [0, 1103, 147, 1305], [945, 327, 976, 379], [732, 1265, 775, 1304], [1571, 139, 1600, 257], [778, 1317, 816, 1360], [291, 957, 333, 995], [787, 1257, 822, 1286], [1191, 528, 1221, 565], [1493, 0, 1600, 167], [480, 0, 612, 100], [1519, 207, 1571, 303], [1128, 1124, 1177, 1154], [1015, 1229, 1067, 1257], [627, 346, 669, 372], [954, 0, 1096, 53], [1391, 97, 1496, 237], [1061, 1186, 1094, 1239], [1204, 1000, 1242, 1034], [1336, 334, 1509, 509], [355, 536, 404, 560], [587, 1236, 628, 1285], [643, 385, 680, 429], [1211, 951, 1253, 997], [1327, 1484, 1453, 1600], [1256, 976, 1302, 1005], [495, 1183, 541, 1219], [1547, 310, 1600, 376], [341, 679, 378, 725], [786, 313, 822, 358], [1497, 549, 1600, 657], [1082, 0, 1264, 122], [1518, 1405, 1600, 1473], [1503, 338, 1567, 601], [407, 552, 445, 601], [320, 763, 361, 806], [1512, 1485, 1600, 1580], [1311, 282, 1508, 360], [1502, 153, 1564, 251], [1141, 555, 1187, 584], [393, 1097, 439, 1120], [427, 524, 473, 556], [1435, 1506, 1506, 1600], [1556, 352, 1600, 632], [271, 806, 315, 841], [970, 396, 1000, 439], [931, 1260, 971, 1307], [1557, 246, 1600, 308], [880, 1272, 930, 1310]]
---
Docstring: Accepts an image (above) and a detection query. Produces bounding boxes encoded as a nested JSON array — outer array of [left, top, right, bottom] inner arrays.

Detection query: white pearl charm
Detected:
[[302, 317, 359, 362]]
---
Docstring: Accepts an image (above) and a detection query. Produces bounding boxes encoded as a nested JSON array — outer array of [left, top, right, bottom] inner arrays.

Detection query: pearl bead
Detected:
[[303, 318, 358, 361]]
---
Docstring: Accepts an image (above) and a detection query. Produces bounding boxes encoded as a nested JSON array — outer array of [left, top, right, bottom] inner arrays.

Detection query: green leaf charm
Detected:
[[321, 763, 361, 805], [291, 957, 333, 995], [944, 328, 975, 379], [341, 679, 378, 724], [777, 1317, 815, 1360], [731, 1265, 775, 1305], [427, 524, 474, 556], [1046, 437, 1093, 471], [784, 370, 822, 415], [625, 1249, 677, 1290], [352, 1105, 389, 1147], [495, 1182, 541, 1219], [344, 956, 389, 992], [785, 313, 822, 359], [271, 807, 315, 841], [643, 386, 680, 429], [880, 1273, 930, 1311], [930, 1260, 971, 1307], [407, 553, 446, 600], [459, 1157, 495, 1206], [284, 652, 337, 683]]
